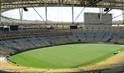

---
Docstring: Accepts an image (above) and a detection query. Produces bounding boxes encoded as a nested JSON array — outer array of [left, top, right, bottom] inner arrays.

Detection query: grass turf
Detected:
[[9, 43, 124, 68]]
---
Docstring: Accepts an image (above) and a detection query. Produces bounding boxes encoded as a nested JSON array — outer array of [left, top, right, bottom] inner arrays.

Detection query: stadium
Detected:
[[0, 0, 124, 73]]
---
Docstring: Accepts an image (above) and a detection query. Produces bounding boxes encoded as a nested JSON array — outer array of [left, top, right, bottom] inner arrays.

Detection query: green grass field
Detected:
[[9, 43, 124, 68]]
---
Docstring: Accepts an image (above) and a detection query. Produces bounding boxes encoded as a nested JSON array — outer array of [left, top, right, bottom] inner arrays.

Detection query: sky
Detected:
[[1, 7, 123, 22]]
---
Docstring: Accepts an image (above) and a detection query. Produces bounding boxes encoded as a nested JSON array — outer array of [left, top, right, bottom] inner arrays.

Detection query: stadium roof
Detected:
[[0, 0, 124, 25], [0, 0, 124, 11]]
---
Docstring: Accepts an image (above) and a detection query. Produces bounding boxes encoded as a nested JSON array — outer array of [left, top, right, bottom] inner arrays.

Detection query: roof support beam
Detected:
[[72, 6, 74, 24], [122, 0, 124, 24], [45, 6, 47, 24], [0, 0, 1, 25]]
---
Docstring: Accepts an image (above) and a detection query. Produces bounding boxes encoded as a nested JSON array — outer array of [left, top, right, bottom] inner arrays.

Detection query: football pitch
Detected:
[[9, 43, 124, 68]]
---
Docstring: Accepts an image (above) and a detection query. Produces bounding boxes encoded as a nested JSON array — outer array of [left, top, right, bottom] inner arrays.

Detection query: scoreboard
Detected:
[[84, 13, 112, 25]]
